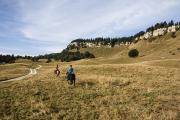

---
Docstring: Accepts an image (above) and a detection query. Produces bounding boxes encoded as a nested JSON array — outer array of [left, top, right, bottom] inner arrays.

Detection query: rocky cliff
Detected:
[[136, 25, 179, 41]]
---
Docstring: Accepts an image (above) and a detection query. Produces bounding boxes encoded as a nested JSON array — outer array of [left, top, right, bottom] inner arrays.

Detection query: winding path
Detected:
[[1, 65, 42, 83]]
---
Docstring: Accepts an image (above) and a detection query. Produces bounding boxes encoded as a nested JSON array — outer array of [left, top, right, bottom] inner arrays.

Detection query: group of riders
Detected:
[[54, 64, 76, 86]]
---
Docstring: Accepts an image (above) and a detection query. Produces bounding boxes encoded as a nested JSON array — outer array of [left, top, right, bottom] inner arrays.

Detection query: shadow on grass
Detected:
[[111, 81, 132, 87], [78, 81, 96, 88]]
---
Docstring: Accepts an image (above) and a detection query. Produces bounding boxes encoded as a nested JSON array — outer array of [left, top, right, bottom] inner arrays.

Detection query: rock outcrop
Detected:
[[137, 25, 179, 40]]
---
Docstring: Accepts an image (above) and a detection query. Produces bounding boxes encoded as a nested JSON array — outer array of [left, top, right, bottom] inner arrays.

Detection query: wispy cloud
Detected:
[[0, 47, 24, 55], [0, 0, 180, 55], [18, 0, 180, 40]]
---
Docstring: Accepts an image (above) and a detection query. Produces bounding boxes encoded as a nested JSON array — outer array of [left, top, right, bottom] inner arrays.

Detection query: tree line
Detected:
[[0, 54, 37, 64], [0, 50, 95, 64], [37, 50, 95, 62], [0, 54, 16, 64]]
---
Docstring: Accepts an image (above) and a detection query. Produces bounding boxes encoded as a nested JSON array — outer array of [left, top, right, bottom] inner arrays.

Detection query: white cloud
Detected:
[[14, 0, 180, 52], [34, 46, 63, 53], [0, 47, 25, 55]]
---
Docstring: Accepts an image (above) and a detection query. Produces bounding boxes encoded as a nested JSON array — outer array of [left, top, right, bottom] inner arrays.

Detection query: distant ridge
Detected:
[[67, 20, 180, 49]]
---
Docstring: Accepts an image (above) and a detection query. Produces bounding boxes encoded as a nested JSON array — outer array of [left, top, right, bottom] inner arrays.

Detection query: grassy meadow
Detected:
[[0, 63, 30, 81], [0, 60, 41, 81], [0, 32, 180, 120]]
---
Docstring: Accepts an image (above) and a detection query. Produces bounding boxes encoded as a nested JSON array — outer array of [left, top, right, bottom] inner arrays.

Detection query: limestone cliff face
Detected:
[[137, 25, 179, 40], [69, 41, 131, 48]]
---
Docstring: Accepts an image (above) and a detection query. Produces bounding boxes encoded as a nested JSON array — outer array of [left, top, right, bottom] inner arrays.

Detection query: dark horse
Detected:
[[67, 73, 76, 86]]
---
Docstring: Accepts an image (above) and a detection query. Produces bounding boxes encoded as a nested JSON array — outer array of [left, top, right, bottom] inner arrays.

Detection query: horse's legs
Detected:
[[57, 71, 60, 77], [73, 79, 75, 87], [55, 70, 60, 77]]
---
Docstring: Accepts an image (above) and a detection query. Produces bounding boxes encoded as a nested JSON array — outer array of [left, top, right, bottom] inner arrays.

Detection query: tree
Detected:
[[31, 57, 39, 62], [171, 32, 176, 38], [146, 26, 154, 32], [134, 31, 145, 38], [46, 58, 52, 63], [168, 20, 174, 27], [110, 40, 116, 47], [0, 54, 16, 64], [84, 51, 91, 58], [128, 49, 139, 58]]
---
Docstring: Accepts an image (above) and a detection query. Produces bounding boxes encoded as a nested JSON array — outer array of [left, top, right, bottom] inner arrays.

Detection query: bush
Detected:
[[59, 50, 95, 62], [172, 53, 175, 55], [171, 32, 176, 38], [84, 51, 95, 58], [31, 57, 39, 62], [46, 58, 52, 63], [128, 49, 139, 58], [89, 54, 95, 58]]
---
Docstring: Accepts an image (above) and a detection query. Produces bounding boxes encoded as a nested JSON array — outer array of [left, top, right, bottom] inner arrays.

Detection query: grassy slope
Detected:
[[0, 60, 41, 81], [78, 46, 128, 58], [0, 63, 30, 81], [0, 62, 179, 120], [76, 31, 180, 65], [0, 32, 180, 120]]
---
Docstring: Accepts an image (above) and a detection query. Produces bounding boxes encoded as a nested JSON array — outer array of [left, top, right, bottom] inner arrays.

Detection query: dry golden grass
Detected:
[[0, 61, 41, 81], [0, 59, 180, 120], [0, 63, 30, 81], [0, 32, 180, 120]]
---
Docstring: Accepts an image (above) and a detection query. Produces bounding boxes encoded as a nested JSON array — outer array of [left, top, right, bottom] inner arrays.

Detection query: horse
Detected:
[[54, 69, 60, 77], [54, 65, 60, 77], [67, 73, 76, 86]]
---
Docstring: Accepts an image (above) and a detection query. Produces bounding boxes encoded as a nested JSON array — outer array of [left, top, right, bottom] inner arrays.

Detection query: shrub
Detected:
[[84, 51, 94, 58], [171, 32, 176, 38], [31, 57, 39, 62], [175, 26, 179, 31], [46, 58, 52, 63], [172, 53, 175, 55], [89, 54, 95, 58], [59, 50, 95, 62], [128, 49, 139, 58]]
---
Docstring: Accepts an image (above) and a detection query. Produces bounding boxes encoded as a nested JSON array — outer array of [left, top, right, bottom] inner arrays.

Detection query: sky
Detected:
[[0, 0, 180, 56]]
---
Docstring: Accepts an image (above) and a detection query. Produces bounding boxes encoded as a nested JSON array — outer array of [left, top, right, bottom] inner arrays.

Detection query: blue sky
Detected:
[[0, 0, 180, 56]]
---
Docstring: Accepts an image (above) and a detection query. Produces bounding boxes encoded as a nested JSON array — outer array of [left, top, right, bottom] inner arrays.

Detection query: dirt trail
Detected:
[[0, 65, 42, 83]]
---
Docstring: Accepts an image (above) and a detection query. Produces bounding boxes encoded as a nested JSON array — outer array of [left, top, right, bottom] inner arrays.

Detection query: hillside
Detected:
[[1, 48, 180, 119], [68, 21, 179, 51], [69, 31, 180, 65], [0, 22, 180, 120], [65, 21, 180, 65], [18, 21, 180, 63]]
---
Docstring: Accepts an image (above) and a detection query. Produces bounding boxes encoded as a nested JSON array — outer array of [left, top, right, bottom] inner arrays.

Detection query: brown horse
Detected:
[[54, 65, 60, 77]]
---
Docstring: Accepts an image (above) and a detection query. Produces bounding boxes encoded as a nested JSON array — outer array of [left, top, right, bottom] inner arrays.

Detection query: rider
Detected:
[[54, 64, 60, 77], [66, 65, 75, 82]]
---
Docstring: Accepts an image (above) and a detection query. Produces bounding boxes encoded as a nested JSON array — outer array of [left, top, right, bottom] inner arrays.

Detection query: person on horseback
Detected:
[[54, 64, 60, 77], [66, 65, 76, 86]]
